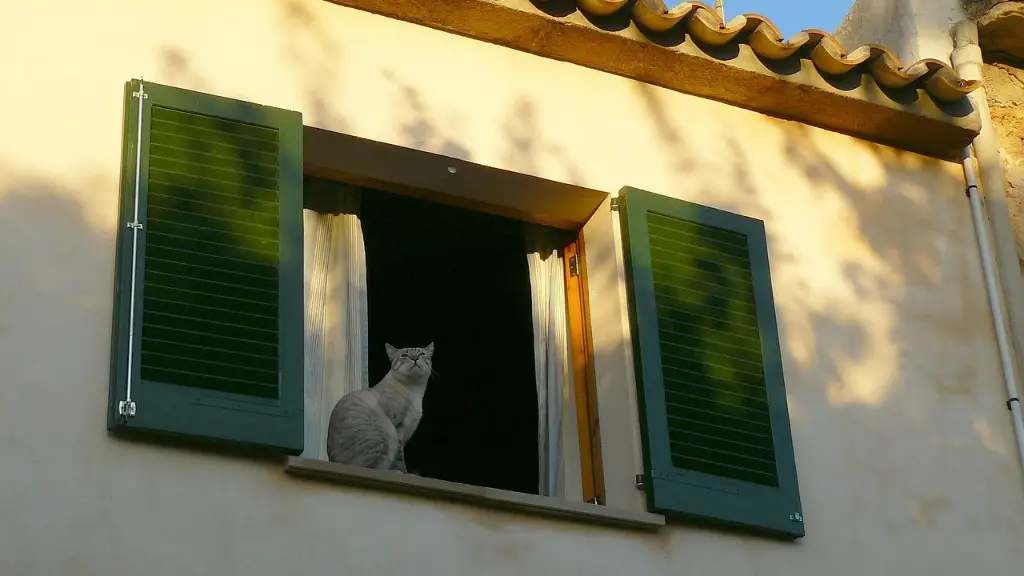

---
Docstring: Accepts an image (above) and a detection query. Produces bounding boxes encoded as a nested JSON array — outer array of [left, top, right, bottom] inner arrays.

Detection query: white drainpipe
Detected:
[[952, 21, 1024, 473], [962, 148, 1024, 470]]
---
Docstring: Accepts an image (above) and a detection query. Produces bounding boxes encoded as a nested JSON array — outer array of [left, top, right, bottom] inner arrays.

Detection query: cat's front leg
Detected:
[[392, 442, 408, 474]]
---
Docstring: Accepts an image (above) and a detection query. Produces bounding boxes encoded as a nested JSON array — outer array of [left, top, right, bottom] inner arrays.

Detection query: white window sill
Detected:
[[285, 457, 665, 531]]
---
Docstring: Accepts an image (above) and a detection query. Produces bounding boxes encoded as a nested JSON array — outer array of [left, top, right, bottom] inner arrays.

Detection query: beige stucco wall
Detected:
[[2, 0, 1024, 574]]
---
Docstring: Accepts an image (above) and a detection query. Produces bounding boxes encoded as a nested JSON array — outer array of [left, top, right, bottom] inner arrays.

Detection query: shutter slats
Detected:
[[147, 217, 279, 254], [140, 366, 278, 398], [663, 373, 767, 402], [142, 325, 276, 360], [148, 201, 279, 235], [653, 274, 754, 302], [151, 156, 280, 191], [149, 180, 279, 210], [142, 351, 278, 384], [144, 309, 277, 340], [152, 107, 280, 149], [140, 104, 283, 400], [143, 294, 277, 327], [149, 136, 280, 168], [150, 168, 279, 201], [146, 231, 277, 268], [151, 143, 280, 179], [139, 337, 278, 369], [647, 209, 781, 488], [144, 269, 278, 305], [147, 253, 277, 286], [659, 340, 764, 373], [145, 235, 279, 277], [648, 213, 748, 254], [620, 186, 803, 539], [143, 283, 278, 318], [149, 201, 277, 231], [655, 309, 762, 345], [146, 256, 277, 288]]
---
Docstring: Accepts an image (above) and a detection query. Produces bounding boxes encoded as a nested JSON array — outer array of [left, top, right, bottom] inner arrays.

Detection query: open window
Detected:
[[106, 79, 802, 535], [301, 177, 594, 499], [103, 79, 607, 504]]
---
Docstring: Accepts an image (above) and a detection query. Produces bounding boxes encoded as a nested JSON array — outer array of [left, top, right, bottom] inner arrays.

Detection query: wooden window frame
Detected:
[[564, 235, 605, 505], [304, 126, 608, 504]]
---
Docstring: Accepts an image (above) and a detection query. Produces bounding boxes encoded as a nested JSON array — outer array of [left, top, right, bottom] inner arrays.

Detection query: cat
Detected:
[[326, 342, 434, 474]]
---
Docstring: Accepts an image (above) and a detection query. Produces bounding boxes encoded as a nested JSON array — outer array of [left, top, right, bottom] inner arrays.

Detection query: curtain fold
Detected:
[[302, 185, 369, 460], [526, 225, 580, 499]]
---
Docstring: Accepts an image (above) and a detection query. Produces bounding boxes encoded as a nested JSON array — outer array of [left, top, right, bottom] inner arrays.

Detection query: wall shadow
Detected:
[[36, 0, 1015, 570], [619, 80, 1023, 567]]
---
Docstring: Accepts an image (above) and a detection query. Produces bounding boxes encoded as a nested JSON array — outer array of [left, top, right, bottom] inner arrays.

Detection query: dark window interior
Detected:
[[360, 188, 540, 495]]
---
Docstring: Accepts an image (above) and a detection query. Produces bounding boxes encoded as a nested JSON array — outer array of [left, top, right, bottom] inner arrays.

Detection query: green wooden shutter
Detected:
[[106, 79, 304, 454], [618, 186, 804, 539]]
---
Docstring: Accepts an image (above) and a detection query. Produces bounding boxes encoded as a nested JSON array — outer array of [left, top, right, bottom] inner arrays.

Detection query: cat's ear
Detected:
[[385, 343, 398, 361], [424, 342, 435, 357]]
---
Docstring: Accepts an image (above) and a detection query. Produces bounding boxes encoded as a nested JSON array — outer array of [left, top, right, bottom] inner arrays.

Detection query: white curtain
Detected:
[[301, 188, 369, 460], [526, 225, 582, 500]]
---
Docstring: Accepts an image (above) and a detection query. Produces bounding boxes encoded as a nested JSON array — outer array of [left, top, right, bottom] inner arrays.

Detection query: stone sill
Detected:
[[285, 457, 666, 531]]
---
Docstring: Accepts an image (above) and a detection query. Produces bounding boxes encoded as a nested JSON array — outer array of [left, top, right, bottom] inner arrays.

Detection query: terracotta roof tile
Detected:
[[555, 0, 980, 103]]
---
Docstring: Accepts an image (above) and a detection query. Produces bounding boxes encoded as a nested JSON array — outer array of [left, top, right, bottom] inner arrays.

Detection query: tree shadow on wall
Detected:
[[622, 81, 1022, 570]]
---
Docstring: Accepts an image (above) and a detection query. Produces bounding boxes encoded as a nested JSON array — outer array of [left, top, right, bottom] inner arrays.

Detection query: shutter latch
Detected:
[[789, 512, 804, 523], [118, 400, 137, 417], [635, 473, 645, 489]]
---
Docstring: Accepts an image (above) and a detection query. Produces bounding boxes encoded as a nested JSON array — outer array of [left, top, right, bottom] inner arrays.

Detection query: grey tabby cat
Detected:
[[326, 342, 434, 473]]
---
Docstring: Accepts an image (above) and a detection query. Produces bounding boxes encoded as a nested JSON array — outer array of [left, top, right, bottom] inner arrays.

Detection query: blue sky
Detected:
[[665, 0, 857, 38]]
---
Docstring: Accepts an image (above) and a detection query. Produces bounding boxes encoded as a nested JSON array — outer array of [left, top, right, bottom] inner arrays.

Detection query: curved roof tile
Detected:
[[567, 0, 980, 103]]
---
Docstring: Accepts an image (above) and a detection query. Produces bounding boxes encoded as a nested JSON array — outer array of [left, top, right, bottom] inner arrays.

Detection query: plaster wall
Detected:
[[836, 0, 967, 64], [1, 0, 1023, 574]]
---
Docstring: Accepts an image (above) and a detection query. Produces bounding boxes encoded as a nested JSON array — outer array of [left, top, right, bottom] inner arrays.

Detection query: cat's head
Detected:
[[385, 343, 434, 380]]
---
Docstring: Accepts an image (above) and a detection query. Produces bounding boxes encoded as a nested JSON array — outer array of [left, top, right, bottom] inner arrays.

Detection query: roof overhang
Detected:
[[324, 0, 982, 162]]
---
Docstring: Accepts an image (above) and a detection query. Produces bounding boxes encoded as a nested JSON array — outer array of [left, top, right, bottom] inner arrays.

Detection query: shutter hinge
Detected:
[[569, 254, 581, 277], [610, 197, 621, 211], [132, 85, 149, 100], [635, 473, 645, 489], [118, 400, 137, 418]]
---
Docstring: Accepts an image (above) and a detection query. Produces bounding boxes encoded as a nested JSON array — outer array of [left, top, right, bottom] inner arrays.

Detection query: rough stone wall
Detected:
[[963, 0, 1024, 270], [963, 1, 1024, 59], [982, 61, 1024, 270], [962, 0, 1016, 19]]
